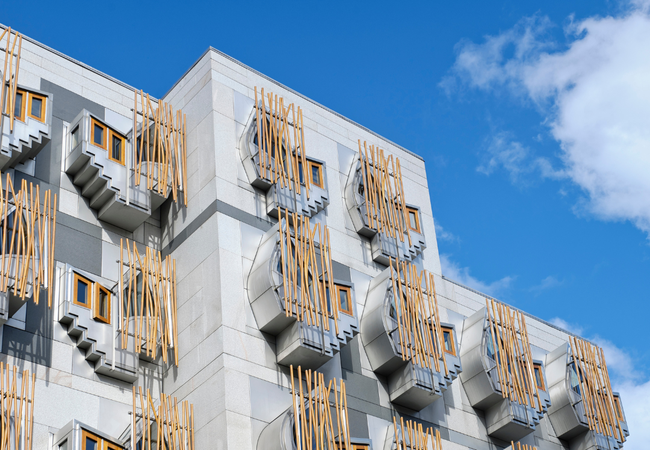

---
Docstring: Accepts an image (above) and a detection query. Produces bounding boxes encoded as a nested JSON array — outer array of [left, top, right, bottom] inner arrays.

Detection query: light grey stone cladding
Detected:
[[0, 22, 630, 450]]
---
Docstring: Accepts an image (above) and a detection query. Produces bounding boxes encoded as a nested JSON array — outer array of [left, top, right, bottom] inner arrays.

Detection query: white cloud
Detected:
[[434, 221, 459, 243], [446, 5, 650, 236], [547, 318, 649, 449], [439, 254, 513, 296], [529, 275, 563, 294], [478, 131, 563, 183]]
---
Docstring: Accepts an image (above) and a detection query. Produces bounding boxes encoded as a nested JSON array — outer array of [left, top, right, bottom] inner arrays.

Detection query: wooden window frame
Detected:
[[103, 441, 121, 450], [533, 363, 546, 391], [336, 284, 353, 316], [6, 88, 26, 122], [90, 118, 107, 150], [309, 160, 324, 188], [441, 326, 456, 356], [81, 430, 100, 450], [406, 206, 421, 233], [108, 130, 126, 165], [27, 92, 46, 122], [73, 272, 92, 309], [93, 284, 111, 324]]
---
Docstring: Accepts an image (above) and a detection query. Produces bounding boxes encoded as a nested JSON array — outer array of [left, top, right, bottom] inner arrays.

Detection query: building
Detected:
[[0, 23, 630, 450]]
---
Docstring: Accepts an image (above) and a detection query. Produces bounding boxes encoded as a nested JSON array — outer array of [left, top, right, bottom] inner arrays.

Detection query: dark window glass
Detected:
[[534, 366, 543, 389], [85, 437, 97, 450], [98, 289, 108, 318], [112, 135, 122, 161], [93, 123, 104, 146], [71, 126, 80, 149], [13, 92, 23, 118], [30, 97, 43, 119], [77, 279, 89, 305]]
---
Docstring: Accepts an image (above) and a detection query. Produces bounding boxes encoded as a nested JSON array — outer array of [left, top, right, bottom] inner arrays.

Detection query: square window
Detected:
[[309, 161, 324, 188], [336, 284, 353, 316], [109, 130, 125, 165], [94, 284, 111, 324], [533, 363, 546, 391], [27, 93, 46, 122], [82, 430, 99, 450], [442, 326, 456, 356], [406, 207, 420, 233], [91, 118, 107, 149], [73, 273, 92, 309]]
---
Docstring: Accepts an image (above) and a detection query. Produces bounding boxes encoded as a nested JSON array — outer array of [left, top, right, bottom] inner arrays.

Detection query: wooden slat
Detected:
[[0, 364, 35, 450], [391, 416, 442, 450], [133, 388, 194, 450]]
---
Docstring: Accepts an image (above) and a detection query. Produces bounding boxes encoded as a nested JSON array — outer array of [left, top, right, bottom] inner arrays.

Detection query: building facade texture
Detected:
[[0, 25, 630, 450]]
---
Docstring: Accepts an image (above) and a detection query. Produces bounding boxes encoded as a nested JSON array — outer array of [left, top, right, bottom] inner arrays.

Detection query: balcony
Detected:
[[459, 301, 551, 441], [360, 262, 461, 411], [239, 87, 329, 219], [248, 211, 358, 370], [0, 85, 52, 172], [545, 339, 629, 450], [344, 143, 425, 265]]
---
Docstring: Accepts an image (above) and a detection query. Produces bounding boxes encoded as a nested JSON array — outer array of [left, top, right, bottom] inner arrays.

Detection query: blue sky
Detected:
[[3, 0, 649, 446]]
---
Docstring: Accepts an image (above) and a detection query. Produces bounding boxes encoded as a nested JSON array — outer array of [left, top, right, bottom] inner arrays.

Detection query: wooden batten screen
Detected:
[[254, 87, 309, 196], [120, 239, 179, 366], [357, 141, 411, 247], [133, 90, 188, 206], [485, 298, 543, 412], [289, 365, 351, 450], [510, 442, 536, 450], [569, 336, 625, 442], [389, 260, 448, 375], [132, 387, 194, 450], [392, 416, 442, 450], [278, 208, 339, 334], [0, 173, 57, 306], [0, 363, 36, 450], [0, 28, 23, 133]]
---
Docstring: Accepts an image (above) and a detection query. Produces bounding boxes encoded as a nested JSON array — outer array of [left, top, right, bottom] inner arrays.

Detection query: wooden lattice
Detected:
[[133, 90, 187, 206], [510, 442, 536, 450], [389, 260, 448, 375], [0, 28, 22, 133], [254, 87, 309, 195], [278, 208, 339, 334], [0, 173, 57, 306], [357, 140, 411, 246], [120, 239, 178, 365], [569, 336, 625, 442], [289, 365, 351, 450], [132, 387, 194, 450], [485, 298, 542, 412], [0, 363, 36, 450], [392, 416, 442, 450]]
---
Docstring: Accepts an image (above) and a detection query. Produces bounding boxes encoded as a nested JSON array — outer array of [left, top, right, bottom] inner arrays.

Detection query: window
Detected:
[[533, 363, 546, 391], [73, 272, 92, 309], [27, 92, 46, 122], [82, 430, 99, 450], [309, 161, 324, 188], [91, 118, 107, 149], [406, 206, 421, 233], [71, 126, 80, 150], [5, 88, 26, 122], [441, 326, 456, 356], [336, 284, 353, 316], [94, 284, 111, 324], [569, 363, 581, 395], [108, 130, 125, 165], [104, 442, 121, 450], [614, 396, 624, 421], [59, 440, 68, 450]]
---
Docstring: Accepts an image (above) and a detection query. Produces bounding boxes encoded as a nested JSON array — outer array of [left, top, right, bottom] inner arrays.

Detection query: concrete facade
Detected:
[[0, 24, 629, 450]]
